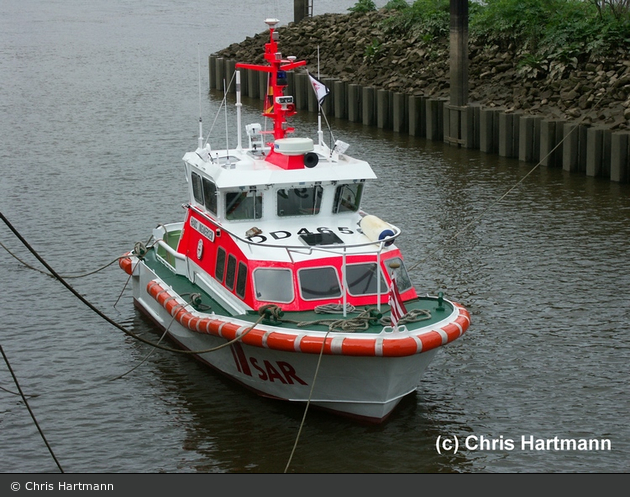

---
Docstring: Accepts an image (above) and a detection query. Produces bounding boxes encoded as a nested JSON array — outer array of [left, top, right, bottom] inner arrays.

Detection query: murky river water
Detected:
[[1, 0, 629, 473]]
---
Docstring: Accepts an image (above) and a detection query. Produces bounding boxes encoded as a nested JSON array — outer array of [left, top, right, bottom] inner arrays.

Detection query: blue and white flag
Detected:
[[308, 74, 330, 106]]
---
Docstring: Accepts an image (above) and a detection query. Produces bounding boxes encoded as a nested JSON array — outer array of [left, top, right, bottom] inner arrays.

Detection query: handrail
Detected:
[[187, 204, 402, 254], [158, 207, 405, 311], [155, 239, 186, 261]]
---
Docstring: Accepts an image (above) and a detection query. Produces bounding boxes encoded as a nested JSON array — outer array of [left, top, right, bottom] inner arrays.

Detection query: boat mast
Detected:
[[236, 70, 243, 151], [235, 18, 306, 142], [197, 44, 204, 151]]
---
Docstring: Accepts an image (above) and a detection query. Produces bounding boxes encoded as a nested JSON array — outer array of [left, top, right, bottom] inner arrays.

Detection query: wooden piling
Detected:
[[519, 115, 542, 164], [376, 89, 391, 129], [611, 131, 630, 182], [362, 87, 376, 127], [479, 108, 500, 154], [540, 119, 564, 168], [426, 98, 445, 141], [393, 92, 407, 133], [334, 80, 347, 119], [408, 95, 426, 137], [347, 84, 362, 123], [215, 57, 225, 91], [294, 72, 308, 110], [206, 57, 628, 183]]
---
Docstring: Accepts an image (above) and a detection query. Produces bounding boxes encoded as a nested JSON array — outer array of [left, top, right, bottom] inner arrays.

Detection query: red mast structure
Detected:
[[235, 19, 306, 141]]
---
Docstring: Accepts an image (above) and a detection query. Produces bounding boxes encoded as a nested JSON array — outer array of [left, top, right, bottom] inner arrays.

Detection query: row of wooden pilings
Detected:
[[209, 55, 630, 183]]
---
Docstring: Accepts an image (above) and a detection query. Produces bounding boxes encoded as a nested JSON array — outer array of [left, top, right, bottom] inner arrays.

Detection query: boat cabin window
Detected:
[[203, 178, 218, 214], [333, 183, 363, 213], [215, 247, 226, 282], [191, 172, 204, 205], [191, 172, 218, 215], [298, 266, 342, 300], [236, 262, 248, 299], [346, 263, 387, 296], [277, 186, 323, 216], [253, 268, 294, 303], [226, 189, 262, 220], [386, 257, 413, 293], [225, 254, 237, 290]]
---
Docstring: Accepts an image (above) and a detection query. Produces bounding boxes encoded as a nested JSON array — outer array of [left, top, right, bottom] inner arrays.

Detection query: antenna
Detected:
[[223, 79, 230, 162], [236, 70, 242, 151], [317, 46, 323, 147], [197, 44, 203, 150]]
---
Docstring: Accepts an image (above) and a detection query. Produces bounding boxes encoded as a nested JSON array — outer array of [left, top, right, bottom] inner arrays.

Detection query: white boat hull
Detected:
[[131, 261, 439, 422]]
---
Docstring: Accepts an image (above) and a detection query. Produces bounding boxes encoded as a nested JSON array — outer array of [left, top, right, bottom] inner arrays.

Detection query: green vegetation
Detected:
[[471, 0, 630, 53], [350, 0, 630, 52], [348, 0, 630, 76], [380, 0, 451, 40], [348, 0, 377, 13]]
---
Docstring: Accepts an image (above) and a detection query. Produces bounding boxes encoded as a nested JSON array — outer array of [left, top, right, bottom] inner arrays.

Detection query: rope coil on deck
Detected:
[[288, 306, 432, 333]]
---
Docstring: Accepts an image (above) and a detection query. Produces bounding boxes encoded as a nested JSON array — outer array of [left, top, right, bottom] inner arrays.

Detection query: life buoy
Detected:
[[197, 239, 204, 260]]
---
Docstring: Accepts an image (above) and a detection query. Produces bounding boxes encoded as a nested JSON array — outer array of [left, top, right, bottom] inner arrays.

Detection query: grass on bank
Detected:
[[349, 0, 630, 78]]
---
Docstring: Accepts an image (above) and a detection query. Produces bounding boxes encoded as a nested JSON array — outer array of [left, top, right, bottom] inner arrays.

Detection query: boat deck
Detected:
[[142, 249, 452, 335]]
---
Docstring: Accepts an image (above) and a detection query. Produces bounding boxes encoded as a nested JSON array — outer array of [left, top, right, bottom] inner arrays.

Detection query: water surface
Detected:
[[1, 0, 629, 473]]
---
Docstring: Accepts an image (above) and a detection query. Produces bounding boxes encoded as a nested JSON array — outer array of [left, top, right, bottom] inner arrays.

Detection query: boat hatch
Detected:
[[299, 231, 344, 246]]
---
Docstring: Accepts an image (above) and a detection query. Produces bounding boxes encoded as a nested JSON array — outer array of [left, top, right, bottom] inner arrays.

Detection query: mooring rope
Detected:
[[278, 305, 431, 332], [0, 212, 258, 356], [1, 345, 64, 473], [284, 329, 331, 474], [0, 239, 148, 280]]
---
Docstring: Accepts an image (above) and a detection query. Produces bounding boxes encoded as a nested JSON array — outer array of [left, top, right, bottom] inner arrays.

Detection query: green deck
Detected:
[[143, 247, 452, 334]]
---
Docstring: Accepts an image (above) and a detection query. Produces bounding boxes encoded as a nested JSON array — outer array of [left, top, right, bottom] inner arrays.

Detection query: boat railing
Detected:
[[218, 219, 400, 315], [156, 213, 403, 316], [152, 223, 187, 275]]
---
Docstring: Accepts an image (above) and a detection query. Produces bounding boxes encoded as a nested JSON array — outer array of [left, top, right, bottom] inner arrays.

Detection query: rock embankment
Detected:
[[214, 10, 630, 130]]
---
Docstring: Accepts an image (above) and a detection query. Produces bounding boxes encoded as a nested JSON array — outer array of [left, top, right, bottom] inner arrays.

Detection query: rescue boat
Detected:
[[119, 19, 470, 423]]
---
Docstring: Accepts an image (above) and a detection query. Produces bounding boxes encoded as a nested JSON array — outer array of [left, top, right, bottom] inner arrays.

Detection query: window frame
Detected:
[[225, 189, 263, 220], [333, 183, 363, 214], [235, 261, 248, 299], [225, 254, 237, 290], [297, 265, 342, 301], [215, 247, 226, 282], [385, 257, 413, 293], [202, 177, 218, 214], [191, 172, 204, 205], [252, 268, 295, 304], [345, 262, 388, 297], [277, 185, 323, 217]]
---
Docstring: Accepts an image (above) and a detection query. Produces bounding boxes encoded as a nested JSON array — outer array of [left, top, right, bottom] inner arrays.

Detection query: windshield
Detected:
[[277, 186, 323, 216]]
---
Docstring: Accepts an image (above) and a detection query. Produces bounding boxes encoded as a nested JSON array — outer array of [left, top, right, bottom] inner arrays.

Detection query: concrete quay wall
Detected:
[[210, 55, 630, 184]]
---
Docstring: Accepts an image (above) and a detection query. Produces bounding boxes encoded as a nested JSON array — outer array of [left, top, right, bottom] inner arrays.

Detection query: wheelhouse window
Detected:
[[253, 268, 294, 303], [298, 266, 341, 300], [203, 177, 218, 214], [226, 189, 262, 220], [346, 263, 387, 296], [236, 262, 248, 298], [215, 247, 226, 282], [191, 172, 218, 215], [386, 257, 413, 293], [191, 172, 204, 205], [333, 183, 363, 213], [225, 254, 237, 290], [277, 186, 323, 216]]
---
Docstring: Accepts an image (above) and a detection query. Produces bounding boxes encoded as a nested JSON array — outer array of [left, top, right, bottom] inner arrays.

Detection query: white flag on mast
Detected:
[[308, 74, 330, 106]]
